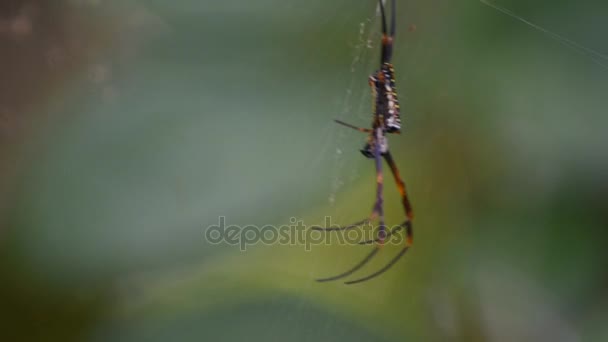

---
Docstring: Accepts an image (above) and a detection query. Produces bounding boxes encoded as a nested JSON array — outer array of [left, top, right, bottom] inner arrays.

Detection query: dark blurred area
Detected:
[[0, 2, 119, 340], [1, 1, 607, 341]]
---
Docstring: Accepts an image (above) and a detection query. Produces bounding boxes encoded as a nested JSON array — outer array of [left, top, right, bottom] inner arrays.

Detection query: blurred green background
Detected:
[[1, 0, 607, 341]]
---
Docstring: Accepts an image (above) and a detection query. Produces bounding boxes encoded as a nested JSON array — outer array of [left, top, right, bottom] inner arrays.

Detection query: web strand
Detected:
[[480, 0, 608, 70]]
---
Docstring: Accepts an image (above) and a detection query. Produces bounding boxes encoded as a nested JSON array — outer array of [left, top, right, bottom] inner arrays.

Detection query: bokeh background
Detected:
[[1, 0, 607, 341]]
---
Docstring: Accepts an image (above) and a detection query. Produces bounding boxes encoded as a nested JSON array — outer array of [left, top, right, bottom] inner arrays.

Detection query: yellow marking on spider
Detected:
[[314, 0, 414, 285]]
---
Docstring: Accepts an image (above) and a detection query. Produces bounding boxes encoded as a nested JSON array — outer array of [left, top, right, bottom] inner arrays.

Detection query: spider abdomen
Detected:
[[382, 63, 401, 133], [370, 63, 401, 134]]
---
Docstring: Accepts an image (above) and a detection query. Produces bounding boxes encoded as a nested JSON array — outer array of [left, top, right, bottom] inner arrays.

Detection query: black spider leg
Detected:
[[358, 223, 403, 245], [345, 220, 410, 285], [358, 151, 413, 245], [315, 248, 380, 283], [379, 0, 396, 64], [311, 120, 374, 233], [310, 218, 370, 232], [315, 129, 386, 283], [383, 151, 414, 244], [334, 119, 372, 133], [345, 244, 409, 285], [345, 151, 414, 285]]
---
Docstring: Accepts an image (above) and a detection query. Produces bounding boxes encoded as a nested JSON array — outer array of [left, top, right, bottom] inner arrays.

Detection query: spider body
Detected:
[[313, 0, 414, 285], [374, 62, 401, 134], [362, 62, 401, 158]]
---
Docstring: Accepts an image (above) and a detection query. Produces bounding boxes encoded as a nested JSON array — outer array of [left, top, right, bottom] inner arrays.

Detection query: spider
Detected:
[[313, 0, 414, 285]]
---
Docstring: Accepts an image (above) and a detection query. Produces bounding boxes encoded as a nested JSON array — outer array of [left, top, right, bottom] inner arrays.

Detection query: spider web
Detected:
[[11, 1, 607, 341], [480, 0, 608, 71], [327, 0, 387, 208], [290, 0, 607, 230]]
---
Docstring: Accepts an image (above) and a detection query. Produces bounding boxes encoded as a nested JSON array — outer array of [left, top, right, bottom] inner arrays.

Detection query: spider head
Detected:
[[360, 132, 388, 158]]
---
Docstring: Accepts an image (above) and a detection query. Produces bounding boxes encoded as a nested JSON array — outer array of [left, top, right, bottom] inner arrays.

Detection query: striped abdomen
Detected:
[[369, 63, 401, 133]]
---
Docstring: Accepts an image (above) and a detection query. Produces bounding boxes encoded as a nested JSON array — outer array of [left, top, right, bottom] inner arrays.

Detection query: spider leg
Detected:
[[313, 206, 380, 281], [344, 151, 414, 284], [373, 130, 387, 245], [315, 247, 380, 283], [311, 121, 375, 232], [345, 244, 409, 285], [379, 0, 388, 37], [378, 0, 395, 64], [334, 119, 372, 133], [310, 217, 371, 232], [358, 223, 404, 245], [315, 130, 386, 283], [383, 151, 414, 246], [390, 0, 396, 37]]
